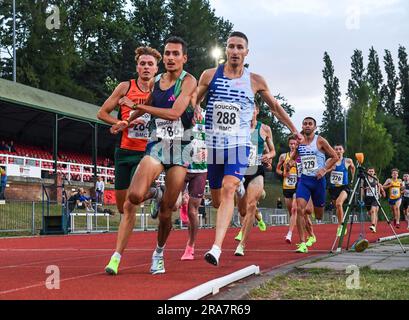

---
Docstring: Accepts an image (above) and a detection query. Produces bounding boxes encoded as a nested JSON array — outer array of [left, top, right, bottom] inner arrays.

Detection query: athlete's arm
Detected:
[[194, 69, 216, 122], [252, 73, 302, 143], [325, 158, 336, 173], [276, 154, 286, 176], [97, 82, 130, 125], [135, 75, 197, 121], [383, 179, 392, 189], [317, 136, 339, 180], [347, 158, 356, 180], [379, 184, 386, 197], [261, 125, 276, 162]]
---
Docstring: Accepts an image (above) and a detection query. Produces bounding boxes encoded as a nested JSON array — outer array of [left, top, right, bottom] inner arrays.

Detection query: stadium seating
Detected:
[[0, 141, 114, 183]]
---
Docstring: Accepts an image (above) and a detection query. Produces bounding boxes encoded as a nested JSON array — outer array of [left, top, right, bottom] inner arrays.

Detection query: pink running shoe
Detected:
[[181, 246, 194, 261]]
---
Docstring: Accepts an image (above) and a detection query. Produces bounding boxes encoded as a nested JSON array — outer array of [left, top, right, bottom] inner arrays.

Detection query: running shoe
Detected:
[[181, 246, 194, 261], [234, 244, 245, 256], [105, 257, 120, 275], [236, 179, 245, 199], [296, 242, 308, 253], [235, 230, 243, 242], [306, 235, 317, 247], [150, 187, 163, 220], [258, 219, 267, 232], [204, 248, 220, 266], [369, 225, 376, 233], [396, 223, 400, 229], [285, 233, 292, 244], [150, 254, 165, 275]]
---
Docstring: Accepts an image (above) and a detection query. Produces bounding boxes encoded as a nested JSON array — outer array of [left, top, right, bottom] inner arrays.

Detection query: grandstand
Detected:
[[0, 78, 117, 199]]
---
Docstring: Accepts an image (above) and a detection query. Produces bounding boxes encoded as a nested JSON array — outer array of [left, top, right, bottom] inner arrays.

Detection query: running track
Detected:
[[0, 222, 407, 300]]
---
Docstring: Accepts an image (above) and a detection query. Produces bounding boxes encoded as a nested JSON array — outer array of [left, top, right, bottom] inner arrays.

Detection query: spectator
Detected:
[[95, 176, 105, 205], [0, 166, 7, 200], [78, 188, 94, 212], [0, 141, 7, 151], [276, 197, 283, 209], [8, 141, 16, 153]]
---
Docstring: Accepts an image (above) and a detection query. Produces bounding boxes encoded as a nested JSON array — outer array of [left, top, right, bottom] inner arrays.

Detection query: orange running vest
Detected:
[[118, 79, 150, 152]]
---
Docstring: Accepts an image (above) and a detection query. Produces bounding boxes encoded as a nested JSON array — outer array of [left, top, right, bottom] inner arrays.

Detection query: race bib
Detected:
[[284, 174, 298, 188], [330, 171, 344, 185], [128, 112, 150, 139], [301, 155, 318, 175], [212, 102, 240, 135], [156, 118, 184, 140], [248, 145, 260, 167], [366, 187, 377, 198], [390, 187, 400, 199]]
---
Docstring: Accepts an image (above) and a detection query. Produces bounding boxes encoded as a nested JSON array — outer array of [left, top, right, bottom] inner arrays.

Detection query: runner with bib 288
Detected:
[[195, 31, 302, 266]]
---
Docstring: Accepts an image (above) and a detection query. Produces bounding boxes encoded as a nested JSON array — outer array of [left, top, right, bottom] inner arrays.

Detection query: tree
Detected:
[[382, 49, 399, 115], [377, 113, 409, 177], [367, 47, 384, 111], [398, 45, 409, 133], [347, 83, 394, 172], [166, 0, 233, 78], [256, 93, 295, 156], [367, 47, 383, 96], [347, 50, 366, 104], [321, 52, 344, 146]]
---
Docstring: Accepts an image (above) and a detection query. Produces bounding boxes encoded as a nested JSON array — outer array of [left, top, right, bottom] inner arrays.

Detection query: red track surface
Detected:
[[0, 222, 407, 300]]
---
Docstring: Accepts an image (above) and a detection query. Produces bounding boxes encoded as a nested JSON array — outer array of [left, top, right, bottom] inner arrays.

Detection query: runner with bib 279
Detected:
[[289, 117, 338, 254]]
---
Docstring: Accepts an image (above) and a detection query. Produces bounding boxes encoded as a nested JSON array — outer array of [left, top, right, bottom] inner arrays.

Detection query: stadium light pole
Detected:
[[211, 47, 222, 67], [12, 0, 16, 82], [343, 98, 349, 151]]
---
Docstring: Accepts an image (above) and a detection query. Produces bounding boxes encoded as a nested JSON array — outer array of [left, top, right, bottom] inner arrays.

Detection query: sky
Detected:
[[209, 0, 409, 128]]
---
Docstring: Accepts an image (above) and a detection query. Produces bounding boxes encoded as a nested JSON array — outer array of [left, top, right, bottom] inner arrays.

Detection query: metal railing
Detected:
[[0, 153, 115, 183], [0, 200, 57, 234]]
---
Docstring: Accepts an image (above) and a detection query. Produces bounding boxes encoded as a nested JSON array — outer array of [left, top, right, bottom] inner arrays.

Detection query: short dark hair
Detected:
[[303, 117, 317, 126], [392, 168, 399, 173], [165, 36, 187, 55], [228, 31, 249, 45], [334, 144, 344, 149]]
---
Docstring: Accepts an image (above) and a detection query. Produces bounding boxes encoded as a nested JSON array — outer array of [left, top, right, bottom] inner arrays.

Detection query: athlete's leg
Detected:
[[115, 156, 163, 255], [296, 198, 309, 243], [115, 190, 127, 214], [186, 197, 201, 247], [335, 191, 348, 226], [304, 199, 314, 238], [235, 192, 247, 240], [213, 175, 241, 249], [286, 197, 297, 234], [157, 166, 187, 247], [238, 176, 264, 252]]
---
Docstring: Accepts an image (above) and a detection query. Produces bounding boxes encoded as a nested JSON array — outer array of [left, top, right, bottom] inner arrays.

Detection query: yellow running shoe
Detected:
[[296, 242, 308, 253], [234, 244, 245, 256], [306, 235, 317, 247], [235, 230, 243, 242], [105, 257, 120, 275], [258, 219, 267, 232]]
